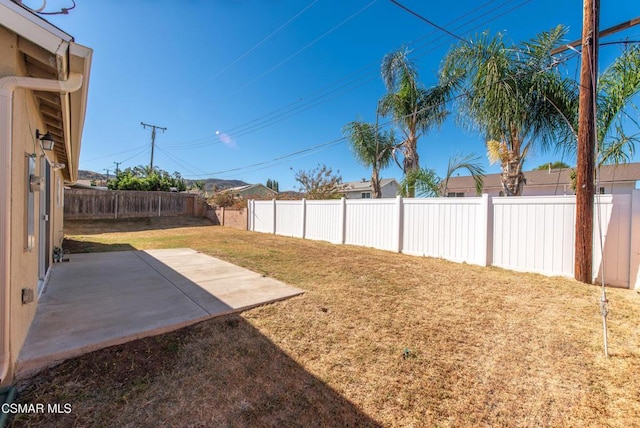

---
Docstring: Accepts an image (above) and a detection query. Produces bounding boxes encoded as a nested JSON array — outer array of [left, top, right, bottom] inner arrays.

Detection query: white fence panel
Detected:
[[402, 196, 488, 266], [492, 196, 576, 277], [344, 199, 397, 251], [247, 191, 638, 289], [593, 195, 631, 287], [305, 200, 343, 243], [275, 201, 304, 238], [251, 200, 274, 233]]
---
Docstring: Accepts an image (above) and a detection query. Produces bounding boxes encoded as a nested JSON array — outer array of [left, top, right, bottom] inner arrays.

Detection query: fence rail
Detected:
[[64, 188, 207, 219], [249, 192, 640, 289]]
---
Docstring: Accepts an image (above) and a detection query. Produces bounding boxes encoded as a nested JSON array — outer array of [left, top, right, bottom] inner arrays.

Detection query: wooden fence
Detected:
[[64, 188, 208, 219]]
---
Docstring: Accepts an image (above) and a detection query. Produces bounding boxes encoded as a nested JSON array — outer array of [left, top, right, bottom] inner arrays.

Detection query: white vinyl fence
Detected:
[[248, 191, 640, 289]]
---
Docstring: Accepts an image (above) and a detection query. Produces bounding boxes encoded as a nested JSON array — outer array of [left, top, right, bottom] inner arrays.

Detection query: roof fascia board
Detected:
[[0, 0, 72, 53]]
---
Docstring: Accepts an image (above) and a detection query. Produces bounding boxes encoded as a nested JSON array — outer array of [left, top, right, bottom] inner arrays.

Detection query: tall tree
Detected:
[[440, 26, 576, 196], [294, 164, 344, 200], [342, 121, 395, 198], [534, 161, 571, 171], [379, 49, 450, 197]]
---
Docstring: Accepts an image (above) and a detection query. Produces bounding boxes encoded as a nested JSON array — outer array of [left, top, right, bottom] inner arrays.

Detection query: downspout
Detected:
[[0, 72, 83, 384]]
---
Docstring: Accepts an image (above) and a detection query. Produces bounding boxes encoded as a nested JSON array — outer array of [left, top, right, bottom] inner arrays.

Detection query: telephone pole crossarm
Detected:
[[140, 122, 167, 171]]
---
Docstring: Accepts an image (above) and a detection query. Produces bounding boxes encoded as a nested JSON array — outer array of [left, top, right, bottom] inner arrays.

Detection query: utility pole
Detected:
[[575, 0, 599, 283], [113, 161, 122, 175], [140, 122, 167, 171], [103, 168, 111, 186]]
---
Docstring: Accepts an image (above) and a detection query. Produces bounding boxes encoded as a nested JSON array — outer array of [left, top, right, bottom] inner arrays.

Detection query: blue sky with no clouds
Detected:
[[31, 0, 640, 190]]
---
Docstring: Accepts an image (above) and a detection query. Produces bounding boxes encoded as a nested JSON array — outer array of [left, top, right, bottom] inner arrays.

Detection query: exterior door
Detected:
[[38, 157, 51, 293]]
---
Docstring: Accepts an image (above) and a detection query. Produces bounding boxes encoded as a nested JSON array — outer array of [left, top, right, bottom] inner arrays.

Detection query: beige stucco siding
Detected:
[[1, 25, 61, 382], [8, 95, 47, 382]]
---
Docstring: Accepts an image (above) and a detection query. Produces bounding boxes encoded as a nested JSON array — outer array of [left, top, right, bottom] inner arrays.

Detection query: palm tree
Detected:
[[440, 26, 576, 196], [592, 44, 640, 165], [546, 44, 640, 171], [342, 121, 395, 198], [379, 49, 451, 197], [399, 167, 441, 197], [441, 153, 485, 196]]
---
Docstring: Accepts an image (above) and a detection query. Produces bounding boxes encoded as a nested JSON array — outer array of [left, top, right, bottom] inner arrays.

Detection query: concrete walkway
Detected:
[[16, 248, 303, 378]]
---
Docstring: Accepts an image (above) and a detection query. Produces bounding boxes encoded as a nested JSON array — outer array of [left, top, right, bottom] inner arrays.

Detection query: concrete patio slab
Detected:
[[16, 248, 303, 378]]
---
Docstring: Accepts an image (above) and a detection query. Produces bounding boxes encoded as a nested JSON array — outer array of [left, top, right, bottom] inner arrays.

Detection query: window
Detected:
[[447, 192, 465, 197], [361, 192, 371, 199], [599, 187, 605, 194], [26, 155, 35, 251]]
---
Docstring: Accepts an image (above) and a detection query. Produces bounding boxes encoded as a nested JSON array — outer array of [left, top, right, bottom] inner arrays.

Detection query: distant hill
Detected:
[[77, 170, 248, 192], [184, 178, 249, 192], [78, 169, 107, 181]]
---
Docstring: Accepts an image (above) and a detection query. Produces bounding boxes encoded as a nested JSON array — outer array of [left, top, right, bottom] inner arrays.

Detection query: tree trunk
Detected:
[[500, 151, 525, 196], [403, 134, 420, 198], [371, 168, 382, 198]]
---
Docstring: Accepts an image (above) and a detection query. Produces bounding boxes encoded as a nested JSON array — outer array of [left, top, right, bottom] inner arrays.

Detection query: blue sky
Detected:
[[34, 0, 640, 190]]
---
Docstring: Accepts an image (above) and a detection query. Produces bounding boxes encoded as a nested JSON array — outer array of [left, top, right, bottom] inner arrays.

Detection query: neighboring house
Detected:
[[0, 0, 92, 386], [343, 178, 399, 199], [226, 183, 278, 199], [445, 163, 640, 197]]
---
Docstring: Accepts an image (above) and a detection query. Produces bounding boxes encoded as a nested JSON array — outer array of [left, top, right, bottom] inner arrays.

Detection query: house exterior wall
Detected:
[[1, 26, 50, 382], [381, 182, 399, 198], [344, 181, 399, 199]]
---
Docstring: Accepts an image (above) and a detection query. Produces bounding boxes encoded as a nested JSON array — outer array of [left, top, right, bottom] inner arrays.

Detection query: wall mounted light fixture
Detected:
[[36, 130, 55, 151]]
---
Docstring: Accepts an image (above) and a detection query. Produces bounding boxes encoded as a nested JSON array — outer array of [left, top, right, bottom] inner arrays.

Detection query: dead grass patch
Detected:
[[10, 220, 640, 427]]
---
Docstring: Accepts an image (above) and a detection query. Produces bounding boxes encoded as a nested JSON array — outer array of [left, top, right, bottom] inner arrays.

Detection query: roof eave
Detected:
[[0, 1, 73, 52]]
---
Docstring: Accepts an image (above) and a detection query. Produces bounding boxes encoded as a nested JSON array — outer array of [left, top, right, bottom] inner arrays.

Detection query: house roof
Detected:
[[344, 178, 398, 192], [446, 162, 640, 193], [226, 183, 277, 194], [0, 0, 92, 184]]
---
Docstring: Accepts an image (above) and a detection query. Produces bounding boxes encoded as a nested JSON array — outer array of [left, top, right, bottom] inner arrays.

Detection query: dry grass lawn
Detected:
[[10, 218, 640, 427]]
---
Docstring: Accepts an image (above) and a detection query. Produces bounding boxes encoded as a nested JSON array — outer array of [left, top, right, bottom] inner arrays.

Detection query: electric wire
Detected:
[[89, 0, 535, 176], [224, 0, 379, 100], [180, 2, 580, 179], [82, 145, 149, 163], [389, 0, 473, 45], [162, 0, 524, 152], [203, 0, 319, 83]]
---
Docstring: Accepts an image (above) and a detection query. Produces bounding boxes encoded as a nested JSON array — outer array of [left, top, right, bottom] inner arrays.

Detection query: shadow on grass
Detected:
[[62, 239, 136, 254], [65, 217, 215, 235], [10, 314, 381, 427]]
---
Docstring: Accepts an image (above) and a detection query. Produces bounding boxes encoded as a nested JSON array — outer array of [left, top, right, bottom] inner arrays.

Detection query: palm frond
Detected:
[[442, 153, 485, 196]]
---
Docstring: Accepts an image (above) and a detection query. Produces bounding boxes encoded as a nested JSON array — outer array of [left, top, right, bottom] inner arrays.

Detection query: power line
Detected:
[[162, 0, 524, 151], [224, 0, 379, 99], [187, 41, 582, 180], [201, 0, 319, 84], [91, 1, 531, 176], [82, 144, 148, 163], [389, 0, 472, 45]]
